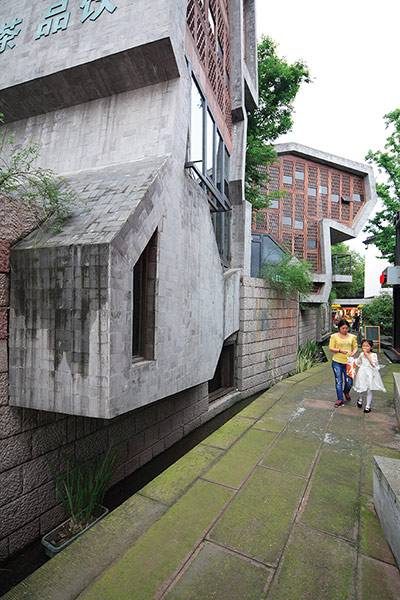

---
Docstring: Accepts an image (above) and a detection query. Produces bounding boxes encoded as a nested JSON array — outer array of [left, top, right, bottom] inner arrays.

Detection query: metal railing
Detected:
[[332, 253, 352, 275]]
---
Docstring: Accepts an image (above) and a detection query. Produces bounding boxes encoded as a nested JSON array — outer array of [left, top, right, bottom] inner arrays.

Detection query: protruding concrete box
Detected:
[[373, 455, 400, 567], [394, 373, 400, 428]]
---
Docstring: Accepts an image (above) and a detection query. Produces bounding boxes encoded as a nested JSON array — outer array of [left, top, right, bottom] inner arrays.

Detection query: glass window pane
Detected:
[[294, 220, 304, 230], [190, 78, 204, 171], [319, 185, 328, 195], [307, 239, 317, 249], [331, 193, 339, 203], [208, 8, 216, 36], [283, 216, 292, 226], [206, 110, 215, 181], [224, 148, 230, 198], [217, 134, 223, 192], [353, 193, 363, 202], [270, 198, 279, 209], [283, 175, 293, 185], [308, 187, 317, 197], [295, 171, 304, 180]]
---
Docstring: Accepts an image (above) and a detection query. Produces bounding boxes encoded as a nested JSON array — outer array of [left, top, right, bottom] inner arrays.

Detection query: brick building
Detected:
[[0, 0, 261, 562], [252, 143, 377, 309]]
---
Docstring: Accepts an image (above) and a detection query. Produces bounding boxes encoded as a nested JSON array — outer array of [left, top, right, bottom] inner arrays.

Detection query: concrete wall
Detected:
[[373, 456, 400, 568], [237, 277, 298, 397], [299, 305, 319, 347], [394, 373, 400, 429]]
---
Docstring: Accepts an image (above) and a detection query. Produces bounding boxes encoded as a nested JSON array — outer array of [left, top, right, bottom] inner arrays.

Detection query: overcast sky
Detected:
[[256, 0, 400, 269]]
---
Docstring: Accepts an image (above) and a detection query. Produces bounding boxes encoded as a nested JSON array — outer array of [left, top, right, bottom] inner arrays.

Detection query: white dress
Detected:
[[353, 353, 386, 393]]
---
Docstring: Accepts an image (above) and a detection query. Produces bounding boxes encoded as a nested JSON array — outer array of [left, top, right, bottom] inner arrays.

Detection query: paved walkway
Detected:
[[5, 358, 400, 600]]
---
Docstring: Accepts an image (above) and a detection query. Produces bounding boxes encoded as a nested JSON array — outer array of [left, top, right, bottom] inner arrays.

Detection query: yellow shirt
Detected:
[[329, 333, 358, 364]]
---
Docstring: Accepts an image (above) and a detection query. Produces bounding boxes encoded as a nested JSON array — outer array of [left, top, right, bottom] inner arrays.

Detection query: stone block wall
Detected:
[[299, 305, 319, 347], [237, 277, 298, 397]]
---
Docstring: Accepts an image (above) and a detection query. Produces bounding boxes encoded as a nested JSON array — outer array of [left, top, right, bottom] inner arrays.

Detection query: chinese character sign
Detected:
[[0, 18, 23, 54], [80, 0, 117, 23], [35, 1, 71, 40]]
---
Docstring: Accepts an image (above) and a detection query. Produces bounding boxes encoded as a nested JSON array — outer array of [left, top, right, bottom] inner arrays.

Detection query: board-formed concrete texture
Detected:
[[373, 455, 400, 567], [0, 0, 181, 122], [1, 0, 259, 418]]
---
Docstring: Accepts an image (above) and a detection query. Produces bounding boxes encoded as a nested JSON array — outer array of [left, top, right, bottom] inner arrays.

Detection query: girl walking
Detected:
[[329, 319, 358, 407], [353, 339, 386, 413]]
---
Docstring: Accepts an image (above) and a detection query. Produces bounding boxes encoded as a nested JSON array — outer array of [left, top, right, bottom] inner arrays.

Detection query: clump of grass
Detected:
[[297, 340, 321, 373], [56, 450, 115, 533]]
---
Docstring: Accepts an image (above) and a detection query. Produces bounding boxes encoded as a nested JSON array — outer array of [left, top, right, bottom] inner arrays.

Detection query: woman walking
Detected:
[[329, 319, 358, 407]]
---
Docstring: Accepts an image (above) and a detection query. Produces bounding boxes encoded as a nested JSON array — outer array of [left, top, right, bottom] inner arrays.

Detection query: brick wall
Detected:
[[0, 197, 210, 562], [237, 277, 298, 397]]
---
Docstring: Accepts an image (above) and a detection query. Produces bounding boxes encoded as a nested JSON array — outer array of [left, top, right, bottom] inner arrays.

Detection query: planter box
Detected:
[[41, 505, 109, 558]]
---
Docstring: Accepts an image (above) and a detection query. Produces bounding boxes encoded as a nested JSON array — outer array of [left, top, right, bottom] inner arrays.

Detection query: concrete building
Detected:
[[0, 0, 261, 560], [251, 143, 378, 341]]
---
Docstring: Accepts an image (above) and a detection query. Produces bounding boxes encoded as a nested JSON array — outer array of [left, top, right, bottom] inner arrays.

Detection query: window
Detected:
[[308, 187, 317, 197], [353, 193, 363, 202], [283, 216, 292, 226], [132, 231, 158, 360], [331, 193, 339, 203], [341, 195, 351, 203], [206, 110, 215, 181], [216, 133, 224, 192], [217, 37, 224, 61], [295, 171, 304, 180], [270, 198, 279, 209], [208, 344, 235, 401], [283, 175, 293, 185], [319, 185, 328, 195], [190, 78, 204, 173], [294, 220, 304, 230], [224, 148, 230, 199], [212, 210, 231, 267], [307, 239, 317, 249]]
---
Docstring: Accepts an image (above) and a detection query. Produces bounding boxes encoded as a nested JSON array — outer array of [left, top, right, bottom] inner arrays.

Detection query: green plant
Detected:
[[297, 340, 321, 373], [331, 242, 365, 299], [262, 255, 313, 298], [0, 113, 77, 232], [362, 293, 394, 336], [246, 36, 311, 207], [56, 451, 115, 533], [365, 108, 400, 263]]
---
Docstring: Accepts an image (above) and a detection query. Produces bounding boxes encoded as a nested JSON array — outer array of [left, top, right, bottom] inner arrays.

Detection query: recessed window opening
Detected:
[[295, 171, 304, 180], [282, 215, 292, 226], [307, 239, 317, 249], [208, 6, 216, 36], [208, 343, 235, 402], [353, 193, 363, 202], [331, 193, 339, 203], [319, 185, 328, 195], [294, 220, 304, 230], [308, 187, 317, 197], [132, 231, 158, 361], [283, 175, 293, 185]]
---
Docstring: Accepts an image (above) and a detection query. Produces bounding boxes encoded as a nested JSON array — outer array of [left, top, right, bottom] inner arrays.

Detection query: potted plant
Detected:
[[42, 450, 115, 558]]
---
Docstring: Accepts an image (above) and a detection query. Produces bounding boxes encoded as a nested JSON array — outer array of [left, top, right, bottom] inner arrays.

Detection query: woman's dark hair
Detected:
[[361, 339, 373, 348], [337, 319, 350, 329]]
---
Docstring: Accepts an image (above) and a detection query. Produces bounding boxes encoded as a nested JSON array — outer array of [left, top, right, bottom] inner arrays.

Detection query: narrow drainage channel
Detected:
[[0, 392, 258, 596]]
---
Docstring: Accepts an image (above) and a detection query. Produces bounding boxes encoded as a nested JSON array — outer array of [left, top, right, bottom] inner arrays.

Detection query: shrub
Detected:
[[262, 255, 313, 298], [297, 340, 321, 373], [362, 293, 394, 336]]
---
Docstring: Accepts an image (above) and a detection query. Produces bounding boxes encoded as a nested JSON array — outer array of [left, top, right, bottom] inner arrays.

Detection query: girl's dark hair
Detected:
[[361, 339, 373, 348], [337, 319, 350, 329]]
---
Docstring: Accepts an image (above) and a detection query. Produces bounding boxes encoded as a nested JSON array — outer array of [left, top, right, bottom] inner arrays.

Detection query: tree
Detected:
[[246, 36, 311, 208], [331, 242, 365, 298], [0, 113, 76, 232], [365, 109, 400, 263], [362, 293, 393, 336], [262, 255, 313, 298]]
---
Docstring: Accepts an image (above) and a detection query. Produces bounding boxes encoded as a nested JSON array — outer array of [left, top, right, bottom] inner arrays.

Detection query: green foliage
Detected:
[[331, 242, 365, 298], [365, 109, 400, 263], [246, 37, 311, 207], [56, 451, 115, 532], [362, 293, 394, 336], [262, 255, 313, 298], [0, 113, 77, 232], [297, 341, 321, 373]]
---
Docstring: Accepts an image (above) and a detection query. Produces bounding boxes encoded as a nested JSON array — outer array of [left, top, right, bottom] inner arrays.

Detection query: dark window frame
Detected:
[[208, 343, 236, 402]]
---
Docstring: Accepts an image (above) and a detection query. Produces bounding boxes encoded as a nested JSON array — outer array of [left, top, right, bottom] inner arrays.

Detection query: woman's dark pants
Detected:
[[332, 360, 352, 402]]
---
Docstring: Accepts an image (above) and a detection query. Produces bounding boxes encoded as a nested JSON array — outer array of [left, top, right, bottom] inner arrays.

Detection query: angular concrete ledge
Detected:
[[373, 456, 400, 567], [394, 373, 400, 428]]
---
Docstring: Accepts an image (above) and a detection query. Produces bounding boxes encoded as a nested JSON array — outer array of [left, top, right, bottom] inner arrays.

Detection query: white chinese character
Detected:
[[35, 0, 71, 40], [0, 18, 23, 54], [80, 0, 117, 23]]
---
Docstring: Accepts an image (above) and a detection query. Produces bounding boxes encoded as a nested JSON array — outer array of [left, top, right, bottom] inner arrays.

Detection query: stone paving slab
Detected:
[[253, 415, 287, 433], [238, 392, 278, 419], [201, 416, 252, 450], [208, 466, 306, 565], [359, 495, 396, 565], [203, 429, 277, 489], [139, 445, 222, 505], [2, 494, 167, 600], [267, 524, 356, 600], [261, 432, 320, 478], [79, 480, 233, 600], [164, 541, 272, 600], [314, 447, 361, 489], [359, 555, 400, 600]]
